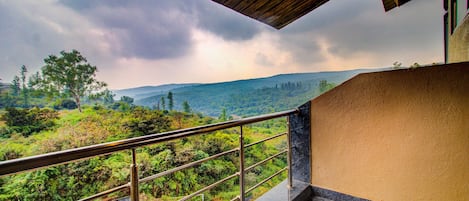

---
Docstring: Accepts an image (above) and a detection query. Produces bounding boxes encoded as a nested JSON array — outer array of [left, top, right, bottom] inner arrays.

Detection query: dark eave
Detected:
[[382, 0, 412, 12], [211, 0, 412, 30], [211, 0, 329, 29]]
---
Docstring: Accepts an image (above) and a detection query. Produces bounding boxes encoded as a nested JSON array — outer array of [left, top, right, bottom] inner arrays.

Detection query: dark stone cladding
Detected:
[[289, 101, 311, 183], [312, 186, 371, 201]]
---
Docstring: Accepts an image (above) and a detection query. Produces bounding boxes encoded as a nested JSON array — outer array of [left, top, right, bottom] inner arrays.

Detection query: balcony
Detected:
[[0, 63, 468, 201]]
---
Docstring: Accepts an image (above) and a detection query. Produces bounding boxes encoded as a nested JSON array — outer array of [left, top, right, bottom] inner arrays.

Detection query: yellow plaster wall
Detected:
[[449, 15, 469, 63], [310, 63, 469, 201]]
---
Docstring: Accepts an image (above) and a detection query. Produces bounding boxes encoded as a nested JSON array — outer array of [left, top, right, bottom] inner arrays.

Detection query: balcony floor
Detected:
[[257, 179, 370, 201], [256, 180, 333, 201]]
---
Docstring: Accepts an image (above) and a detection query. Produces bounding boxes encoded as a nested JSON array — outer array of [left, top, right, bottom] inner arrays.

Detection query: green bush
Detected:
[[1, 107, 59, 137], [53, 99, 78, 110], [123, 107, 171, 137]]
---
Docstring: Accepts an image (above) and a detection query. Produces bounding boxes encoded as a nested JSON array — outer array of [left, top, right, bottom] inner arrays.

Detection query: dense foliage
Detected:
[[1, 107, 58, 137], [0, 106, 288, 200], [133, 69, 380, 117], [41, 50, 107, 112], [0, 49, 361, 200]]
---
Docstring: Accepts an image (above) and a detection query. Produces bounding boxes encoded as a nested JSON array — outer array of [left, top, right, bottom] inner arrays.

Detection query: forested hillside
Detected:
[[114, 83, 200, 100], [135, 68, 387, 117], [0, 49, 391, 200], [0, 106, 289, 200], [0, 50, 289, 200]]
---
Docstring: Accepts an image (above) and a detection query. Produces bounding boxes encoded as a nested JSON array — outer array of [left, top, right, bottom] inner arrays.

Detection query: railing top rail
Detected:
[[0, 109, 299, 176]]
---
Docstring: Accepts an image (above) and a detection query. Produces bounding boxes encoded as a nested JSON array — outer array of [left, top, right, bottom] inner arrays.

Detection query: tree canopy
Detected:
[[41, 50, 107, 112]]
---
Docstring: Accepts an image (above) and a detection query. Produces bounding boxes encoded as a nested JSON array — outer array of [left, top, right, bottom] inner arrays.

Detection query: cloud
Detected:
[[0, 1, 112, 80], [58, 0, 263, 61], [192, 1, 263, 41], [255, 52, 275, 67], [273, 0, 443, 69], [60, 0, 194, 60], [0, 0, 444, 89]]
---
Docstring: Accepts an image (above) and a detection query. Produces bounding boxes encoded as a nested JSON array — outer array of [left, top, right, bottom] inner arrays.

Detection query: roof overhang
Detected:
[[382, 0, 412, 12], [211, 0, 329, 29], [211, 0, 413, 30]]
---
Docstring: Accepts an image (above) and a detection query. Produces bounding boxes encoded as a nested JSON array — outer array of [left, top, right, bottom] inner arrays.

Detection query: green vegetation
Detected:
[[0, 106, 288, 200], [1, 107, 58, 138], [0, 49, 348, 200], [133, 69, 385, 117], [0, 50, 108, 111], [42, 50, 107, 112]]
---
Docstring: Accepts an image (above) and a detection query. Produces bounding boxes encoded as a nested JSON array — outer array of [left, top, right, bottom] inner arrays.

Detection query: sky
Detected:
[[0, 0, 444, 89]]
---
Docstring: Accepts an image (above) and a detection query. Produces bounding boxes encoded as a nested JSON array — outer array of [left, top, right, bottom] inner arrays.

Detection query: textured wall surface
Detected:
[[310, 63, 469, 201], [289, 102, 311, 183], [449, 15, 469, 62]]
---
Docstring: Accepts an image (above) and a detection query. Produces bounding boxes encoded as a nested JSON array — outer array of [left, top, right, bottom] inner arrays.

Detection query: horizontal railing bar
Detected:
[[244, 132, 286, 149], [179, 172, 240, 201], [245, 150, 287, 172], [245, 167, 287, 194], [0, 109, 299, 176], [78, 184, 129, 201], [140, 148, 239, 183], [230, 196, 240, 201]]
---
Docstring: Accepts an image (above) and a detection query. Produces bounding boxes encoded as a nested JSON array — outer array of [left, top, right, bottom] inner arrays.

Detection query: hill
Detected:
[[113, 83, 199, 99], [131, 68, 389, 117]]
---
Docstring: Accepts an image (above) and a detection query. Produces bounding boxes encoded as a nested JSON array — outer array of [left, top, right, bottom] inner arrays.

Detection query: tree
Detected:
[[219, 108, 227, 121], [102, 89, 115, 105], [393, 61, 402, 69], [20, 65, 30, 108], [153, 101, 161, 111], [10, 76, 20, 97], [182, 101, 191, 113], [319, 80, 336, 93], [120, 96, 134, 105], [160, 96, 166, 111], [410, 62, 421, 68], [167, 91, 174, 111], [41, 50, 107, 112]]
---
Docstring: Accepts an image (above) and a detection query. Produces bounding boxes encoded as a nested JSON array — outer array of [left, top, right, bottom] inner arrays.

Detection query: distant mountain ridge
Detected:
[[113, 83, 200, 99], [121, 68, 390, 116]]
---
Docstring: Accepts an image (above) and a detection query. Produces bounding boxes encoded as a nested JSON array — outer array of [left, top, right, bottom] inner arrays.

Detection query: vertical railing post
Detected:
[[130, 148, 139, 201], [287, 116, 293, 190], [239, 126, 245, 201]]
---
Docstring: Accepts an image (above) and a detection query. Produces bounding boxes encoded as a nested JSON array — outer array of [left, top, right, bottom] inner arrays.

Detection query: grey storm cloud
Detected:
[[60, 0, 193, 60], [191, 1, 262, 41], [0, 2, 65, 79], [275, 0, 442, 66], [312, 0, 441, 59], [59, 0, 262, 60]]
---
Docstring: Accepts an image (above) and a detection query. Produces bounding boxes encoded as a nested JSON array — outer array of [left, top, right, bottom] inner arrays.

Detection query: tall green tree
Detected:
[[120, 96, 134, 105], [102, 89, 115, 105], [319, 80, 336, 93], [160, 96, 166, 111], [219, 108, 227, 121], [20, 65, 30, 108], [10, 76, 20, 97], [182, 101, 191, 113], [41, 50, 107, 112], [167, 91, 174, 111]]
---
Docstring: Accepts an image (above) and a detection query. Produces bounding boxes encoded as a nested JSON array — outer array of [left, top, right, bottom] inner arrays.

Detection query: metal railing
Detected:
[[0, 109, 299, 201]]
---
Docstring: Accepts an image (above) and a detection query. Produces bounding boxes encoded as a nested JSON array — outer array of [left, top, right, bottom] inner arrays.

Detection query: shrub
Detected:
[[53, 99, 78, 110], [1, 107, 59, 137], [123, 107, 171, 137]]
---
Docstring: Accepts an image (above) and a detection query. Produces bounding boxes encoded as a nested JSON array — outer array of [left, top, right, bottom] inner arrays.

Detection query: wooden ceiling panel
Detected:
[[212, 0, 413, 29], [212, 0, 330, 29], [382, 0, 411, 12]]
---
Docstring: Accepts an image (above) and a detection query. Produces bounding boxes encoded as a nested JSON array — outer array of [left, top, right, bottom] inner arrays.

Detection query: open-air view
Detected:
[[0, 0, 468, 201]]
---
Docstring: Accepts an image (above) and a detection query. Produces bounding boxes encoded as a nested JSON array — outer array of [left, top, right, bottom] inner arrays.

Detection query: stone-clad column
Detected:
[[289, 101, 311, 183]]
